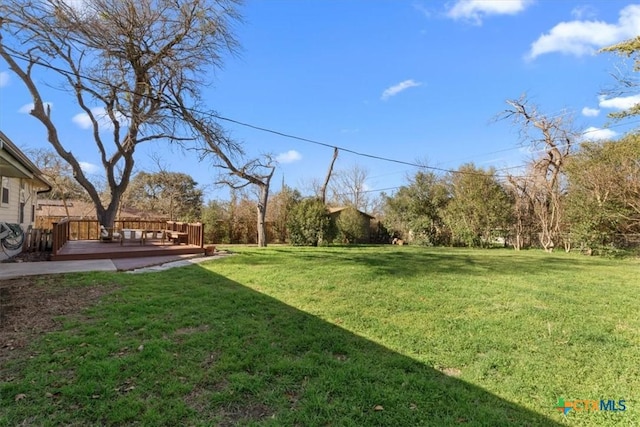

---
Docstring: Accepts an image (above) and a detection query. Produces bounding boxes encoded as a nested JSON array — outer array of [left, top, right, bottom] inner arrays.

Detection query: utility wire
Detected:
[[4, 50, 636, 181]]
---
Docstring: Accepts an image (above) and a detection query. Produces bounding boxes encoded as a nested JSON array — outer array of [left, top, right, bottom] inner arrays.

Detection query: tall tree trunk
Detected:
[[320, 147, 339, 204], [257, 183, 269, 247], [96, 206, 118, 229]]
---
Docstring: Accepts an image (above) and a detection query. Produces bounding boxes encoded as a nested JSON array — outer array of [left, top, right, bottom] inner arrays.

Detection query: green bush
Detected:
[[287, 198, 335, 246], [335, 206, 367, 243]]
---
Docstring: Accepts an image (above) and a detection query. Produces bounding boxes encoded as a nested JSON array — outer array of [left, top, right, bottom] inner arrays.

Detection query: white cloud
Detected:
[[381, 79, 422, 101], [18, 102, 53, 114], [598, 93, 640, 110], [447, 0, 532, 24], [581, 126, 618, 141], [527, 4, 640, 60], [276, 150, 302, 164], [0, 71, 9, 87], [72, 112, 94, 129], [581, 107, 600, 117], [79, 161, 100, 174], [72, 107, 128, 130]]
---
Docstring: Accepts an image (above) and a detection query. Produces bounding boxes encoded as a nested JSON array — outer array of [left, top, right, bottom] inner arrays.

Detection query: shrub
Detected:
[[287, 198, 335, 246]]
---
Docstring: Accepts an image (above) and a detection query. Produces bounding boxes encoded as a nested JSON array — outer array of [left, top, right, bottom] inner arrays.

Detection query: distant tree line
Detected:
[[33, 128, 640, 255], [382, 132, 640, 255]]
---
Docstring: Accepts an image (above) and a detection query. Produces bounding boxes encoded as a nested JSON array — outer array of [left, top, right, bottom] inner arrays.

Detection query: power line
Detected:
[[4, 50, 635, 181], [6, 50, 510, 177]]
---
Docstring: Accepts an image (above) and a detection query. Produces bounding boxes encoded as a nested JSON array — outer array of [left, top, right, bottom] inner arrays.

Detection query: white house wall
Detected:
[[0, 177, 37, 227], [0, 176, 19, 223], [0, 177, 39, 261]]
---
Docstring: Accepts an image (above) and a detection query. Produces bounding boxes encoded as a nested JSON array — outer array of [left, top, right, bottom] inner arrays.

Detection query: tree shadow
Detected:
[[150, 265, 561, 426], [253, 245, 621, 280]]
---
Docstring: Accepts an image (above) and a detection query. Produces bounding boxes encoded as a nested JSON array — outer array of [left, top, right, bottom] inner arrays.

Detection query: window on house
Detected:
[[20, 202, 25, 223], [31, 204, 35, 222], [1, 177, 8, 205]]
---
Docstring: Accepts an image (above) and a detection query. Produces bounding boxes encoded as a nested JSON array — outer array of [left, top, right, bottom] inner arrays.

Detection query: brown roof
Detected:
[[0, 130, 52, 190], [37, 200, 141, 219], [327, 206, 375, 219]]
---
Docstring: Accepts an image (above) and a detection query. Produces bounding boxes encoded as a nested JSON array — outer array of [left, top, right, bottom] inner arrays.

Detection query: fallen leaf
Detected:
[[45, 392, 53, 398], [137, 344, 144, 352], [373, 405, 384, 411], [15, 394, 26, 402], [91, 395, 100, 399], [410, 403, 418, 410]]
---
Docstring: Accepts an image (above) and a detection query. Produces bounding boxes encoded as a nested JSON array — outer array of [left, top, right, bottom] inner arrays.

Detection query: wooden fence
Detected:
[[21, 227, 54, 253]]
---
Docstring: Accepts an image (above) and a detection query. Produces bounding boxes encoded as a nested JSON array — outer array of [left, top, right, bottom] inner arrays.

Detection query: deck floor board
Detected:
[[53, 240, 204, 261]]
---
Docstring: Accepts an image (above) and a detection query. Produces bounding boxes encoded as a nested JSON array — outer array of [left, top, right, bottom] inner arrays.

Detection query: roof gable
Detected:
[[0, 131, 51, 189]]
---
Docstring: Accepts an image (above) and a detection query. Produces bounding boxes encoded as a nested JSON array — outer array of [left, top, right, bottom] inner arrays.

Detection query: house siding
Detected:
[[0, 177, 38, 227], [0, 176, 19, 223]]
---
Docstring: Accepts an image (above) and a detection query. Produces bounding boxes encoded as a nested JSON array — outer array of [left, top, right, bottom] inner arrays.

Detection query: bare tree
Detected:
[[167, 83, 279, 246], [27, 148, 88, 218], [0, 0, 240, 227], [330, 163, 371, 212], [501, 96, 579, 252], [505, 176, 535, 251], [320, 147, 339, 204], [215, 156, 276, 247]]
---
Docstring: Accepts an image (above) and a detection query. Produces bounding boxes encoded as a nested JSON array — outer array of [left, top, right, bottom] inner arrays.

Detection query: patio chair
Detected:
[[143, 230, 166, 245], [120, 229, 143, 246]]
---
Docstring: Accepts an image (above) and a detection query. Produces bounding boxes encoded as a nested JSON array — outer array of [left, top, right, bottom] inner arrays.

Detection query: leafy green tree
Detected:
[[565, 134, 640, 252], [200, 199, 230, 244], [383, 171, 449, 245], [443, 164, 512, 248], [601, 37, 640, 119], [335, 206, 367, 244], [124, 171, 203, 221], [287, 198, 334, 246], [268, 184, 302, 243], [505, 178, 537, 251]]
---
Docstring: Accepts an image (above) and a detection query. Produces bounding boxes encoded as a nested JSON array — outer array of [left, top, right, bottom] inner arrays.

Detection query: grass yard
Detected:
[[1, 246, 638, 426]]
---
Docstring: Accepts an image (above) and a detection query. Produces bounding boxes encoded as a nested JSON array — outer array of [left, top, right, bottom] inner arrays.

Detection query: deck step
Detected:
[[51, 240, 205, 261]]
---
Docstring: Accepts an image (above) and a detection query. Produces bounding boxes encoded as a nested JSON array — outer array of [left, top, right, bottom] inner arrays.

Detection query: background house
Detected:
[[0, 131, 51, 259], [328, 206, 375, 243], [35, 199, 160, 229]]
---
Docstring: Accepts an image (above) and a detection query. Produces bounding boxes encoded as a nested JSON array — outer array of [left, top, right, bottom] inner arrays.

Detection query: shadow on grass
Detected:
[[149, 266, 562, 425], [228, 245, 616, 280], [1, 265, 562, 426]]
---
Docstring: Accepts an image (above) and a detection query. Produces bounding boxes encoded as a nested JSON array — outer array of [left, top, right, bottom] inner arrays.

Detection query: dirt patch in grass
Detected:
[[217, 402, 273, 426], [0, 251, 51, 263], [0, 275, 117, 366], [185, 371, 273, 424], [184, 386, 273, 427]]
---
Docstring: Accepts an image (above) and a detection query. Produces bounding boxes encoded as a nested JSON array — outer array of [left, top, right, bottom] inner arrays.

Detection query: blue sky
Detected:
[[1, 0, 640, 202]]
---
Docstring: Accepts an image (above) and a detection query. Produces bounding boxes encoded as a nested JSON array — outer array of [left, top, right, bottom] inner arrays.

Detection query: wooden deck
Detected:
[[52, 240, 205, 261]]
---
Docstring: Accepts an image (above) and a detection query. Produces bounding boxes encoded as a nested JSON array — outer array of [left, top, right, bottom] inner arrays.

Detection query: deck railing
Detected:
[[51, 219, 205, 251], [51, 219, 70, 256]]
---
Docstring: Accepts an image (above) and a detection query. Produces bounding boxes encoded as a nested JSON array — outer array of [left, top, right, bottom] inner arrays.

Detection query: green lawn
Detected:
[[1, 246, 638, 426]]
